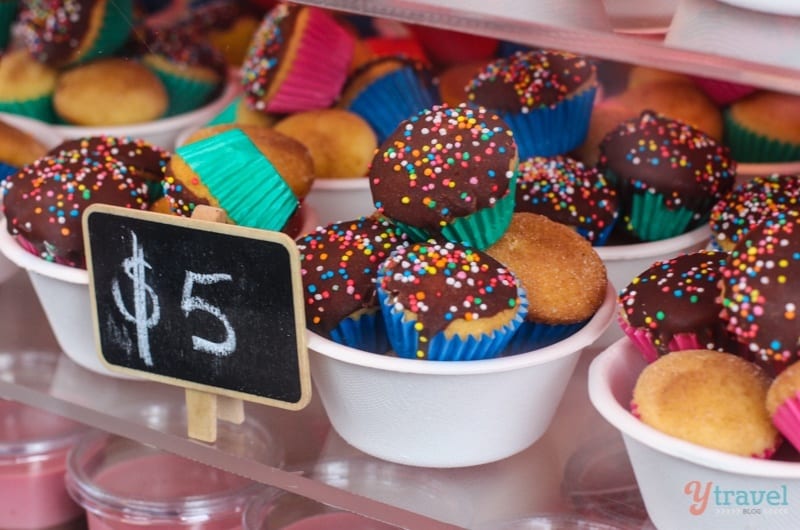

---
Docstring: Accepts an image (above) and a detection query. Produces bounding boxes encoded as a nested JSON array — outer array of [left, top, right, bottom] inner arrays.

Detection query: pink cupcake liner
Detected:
[[690, 76, 757, 106], [14, 234, 79, 268], [266, 8, 355, 113], [618, 316, 704, 364], [772, 393, 800, 454]]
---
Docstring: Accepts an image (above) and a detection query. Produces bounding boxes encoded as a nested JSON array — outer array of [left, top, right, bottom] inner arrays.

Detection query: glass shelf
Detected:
[[294, 0, 800, 95]]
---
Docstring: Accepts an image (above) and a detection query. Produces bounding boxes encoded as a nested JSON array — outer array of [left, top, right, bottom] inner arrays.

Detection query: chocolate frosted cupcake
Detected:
[[598, 110, 736, 242], [515, 155, 618, 245], [376, 240, 527, 361], [370, 103, 518, 250], [618, 250, 735, 364], [719, 210, 800, 376], [466, 49, 598, 159], [297, 215, 408, 353], [709, 174, 800, 252]]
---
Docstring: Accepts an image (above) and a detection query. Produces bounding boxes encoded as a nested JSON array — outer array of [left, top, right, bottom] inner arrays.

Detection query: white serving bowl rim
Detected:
[[595, 224, 711, 261]]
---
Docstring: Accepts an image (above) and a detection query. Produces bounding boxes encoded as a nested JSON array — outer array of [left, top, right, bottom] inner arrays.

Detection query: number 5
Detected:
[[181, 271, 236, 357]]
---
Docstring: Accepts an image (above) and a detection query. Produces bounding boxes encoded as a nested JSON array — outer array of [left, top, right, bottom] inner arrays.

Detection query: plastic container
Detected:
[[308, 283, 616, 468], [0, 399, 90, 529], [0, 207, 319, 378], [52, 81, 241, 151], [474, 513, 628, 530], [588, 338, 800, 530], [66, 431, 263, 530]]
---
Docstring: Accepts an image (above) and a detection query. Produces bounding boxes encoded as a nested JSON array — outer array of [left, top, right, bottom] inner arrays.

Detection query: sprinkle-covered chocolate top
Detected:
[[719, 210, 800, 375], [619, 250, 729, 357], [240, 2, 299, 112], [598, 111, 736, 213], [2, 153, 150, 268], [710, 174, 800, 250], [378, 241, 521, 358], [18, 0, 96, 67], [465, 49, 596, 112], [297, 216, 408, 335], [48, 136, 171, 183], [515, 155, 618, 243], [143, 30, 228, 80], [369, 103, 518, 231]]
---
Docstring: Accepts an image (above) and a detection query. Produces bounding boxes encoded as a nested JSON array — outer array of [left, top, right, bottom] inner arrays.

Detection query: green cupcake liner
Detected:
[[0, 94, 56, 123], [148, 65, 218, 117], [0, 0, 18, 50], [626, 191, 696, 242], [77, 0, 133, 64], [394, 173, 518, 250], [176, 128, 297, 231], [724, 110, 800, 163], [207, 97, 241, 126]]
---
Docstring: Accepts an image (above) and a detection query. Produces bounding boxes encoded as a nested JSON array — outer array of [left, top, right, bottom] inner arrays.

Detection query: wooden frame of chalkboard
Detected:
[[82, 203, 311, 412]]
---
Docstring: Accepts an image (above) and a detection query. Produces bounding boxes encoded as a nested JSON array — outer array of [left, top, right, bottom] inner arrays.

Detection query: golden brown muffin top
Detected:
[[0, 119, 49, 168], [486, 212, 607, 324], [633, 349, 778, 458], [728, 90, 800, 142], [767, 361, 800, 416]]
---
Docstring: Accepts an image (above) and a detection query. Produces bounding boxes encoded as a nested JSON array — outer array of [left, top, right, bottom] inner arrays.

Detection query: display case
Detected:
[[2, 0, 799, 528]]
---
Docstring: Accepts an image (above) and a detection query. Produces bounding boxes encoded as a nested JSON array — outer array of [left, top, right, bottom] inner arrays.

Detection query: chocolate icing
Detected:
[[48, 136, 171, 183], [19, 0, 99, 67]]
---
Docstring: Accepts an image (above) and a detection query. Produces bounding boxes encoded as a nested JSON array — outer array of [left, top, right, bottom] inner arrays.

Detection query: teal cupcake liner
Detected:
[[346, 66, 437, 143], [626, 191, 697, 242], [77, 0, 133, 64], [503, 319, 588, 356], [377, 285, 528, 361], [176, 128, 297, 231], [207, 97, 242, 126], [0, 95, 56, 123], [394, 173, 518, 250], [723, 110, 800, 163], [328, 311, 390, 354], [500, 85, 596, 159], [148, 65, 218, 117], [0, 0, 18, 50]]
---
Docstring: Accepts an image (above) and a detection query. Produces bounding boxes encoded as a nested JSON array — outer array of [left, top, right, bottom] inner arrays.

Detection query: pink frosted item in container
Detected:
[[66, 432, 261, 530], [240, 4, 355, 114], [0, 399, 89, 529]]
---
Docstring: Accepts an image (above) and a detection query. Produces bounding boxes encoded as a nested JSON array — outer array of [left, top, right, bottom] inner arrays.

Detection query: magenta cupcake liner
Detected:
[[265, 8, 354, 113], [619, 316, 707, 364], [328, 311, 390, 354], [690, 76, 756, 106], [772, 394, 800, 453]]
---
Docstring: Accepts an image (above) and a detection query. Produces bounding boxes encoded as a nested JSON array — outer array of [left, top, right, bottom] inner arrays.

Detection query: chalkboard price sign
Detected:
[[83, 204, 311, 427]]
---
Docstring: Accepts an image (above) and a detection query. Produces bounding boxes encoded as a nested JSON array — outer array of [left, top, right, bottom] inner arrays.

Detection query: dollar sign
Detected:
[[112, 230, 160, 366]]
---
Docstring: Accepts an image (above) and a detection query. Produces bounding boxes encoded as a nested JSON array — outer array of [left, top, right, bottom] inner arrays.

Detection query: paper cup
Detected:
[[308, 283, 616, 468], [593, 224, 712, 351], [52, 81, 241, 151], [303, 178, 375, 226], [0, 208, 318, 379], [588, 338, 800, 530]]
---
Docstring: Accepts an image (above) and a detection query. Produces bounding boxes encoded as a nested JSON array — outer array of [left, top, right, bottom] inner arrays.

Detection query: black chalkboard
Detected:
[[83, 204, 311, 410]]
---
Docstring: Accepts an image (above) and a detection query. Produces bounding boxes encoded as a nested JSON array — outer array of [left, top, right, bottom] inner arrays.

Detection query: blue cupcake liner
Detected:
[[346, 66, 437, 143], [500, 86, 596, 159], [502, 319, 588, 357], [0, 162, 17, 181], [577, 213, 619, 247], [176, 128, 297, 230], [328, 311, 390, 354], [377, 284, 528, 361]]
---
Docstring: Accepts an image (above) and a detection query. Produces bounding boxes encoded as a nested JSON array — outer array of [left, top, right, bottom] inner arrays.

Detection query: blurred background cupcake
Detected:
[[724, 91, 800, 163], [0, 50, 58, 122]]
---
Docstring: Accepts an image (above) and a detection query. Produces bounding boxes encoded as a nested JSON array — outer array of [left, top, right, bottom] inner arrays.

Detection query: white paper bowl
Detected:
[[0, 208, 318, 379], [51, 81, 241, 151], [0, 113, 64, 285], [303, 178, 375, 225], [307, 283, 616, 468], [588, 338, 800, 530], [593, 224, 712, 350]]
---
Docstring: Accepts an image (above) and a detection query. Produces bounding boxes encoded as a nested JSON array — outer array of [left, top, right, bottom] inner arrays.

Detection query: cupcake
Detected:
[[369, 103, 518, 250], [767, 362, 800, 453], [719, 210, 800, 376], [709, 173, 800, 252], [514, 155, 619, 246], [337, 56, 437, 144], [632, 349, 780, 458], [2, 151, 151, 268], [724, 91, 800, 163], [53, 58, 168, 126], [465, 49, 598, 159], [159, 125, 313, 231], [0, 0, 16, 50], [240, 2, 355, 113], [18, 0, 134, 68], [486, 212, 607, 354], [0, 119, 50, 180], [435, 60, 486, 107], [376, 240, 527, 361], [0, 49, 58, 122], [618, 250, 734, 363], [598, 110, 736, 242], [296, 215, 408, 353]]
